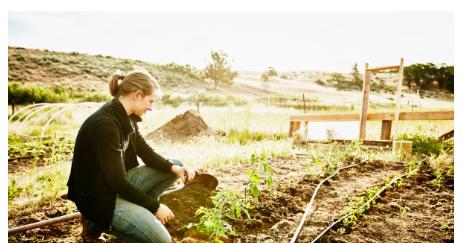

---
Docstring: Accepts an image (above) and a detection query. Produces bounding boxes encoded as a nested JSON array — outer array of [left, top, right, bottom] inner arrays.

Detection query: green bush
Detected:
[[397, 132, 450, 156], [161, 93, 183, 107], [79, 92, 111, 102], [8, 82, 69, 104]]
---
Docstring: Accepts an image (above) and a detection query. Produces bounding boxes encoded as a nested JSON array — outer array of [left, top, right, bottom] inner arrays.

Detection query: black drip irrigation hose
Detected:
[[310, 158, 426, 243], [289, 163, 360, 243], [8, 186, 184, 235]]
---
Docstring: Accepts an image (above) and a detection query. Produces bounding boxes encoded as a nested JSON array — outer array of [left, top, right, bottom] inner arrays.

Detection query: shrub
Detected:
[[397, 132, 450, 156], [8, 82, 69, 104], [160, 93, 182, 107], [315, 79, 326, 86], [79, 92, 111, 102]]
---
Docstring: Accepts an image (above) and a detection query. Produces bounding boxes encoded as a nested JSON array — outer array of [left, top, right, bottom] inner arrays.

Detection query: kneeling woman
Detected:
[[67, 69, 195, 243]]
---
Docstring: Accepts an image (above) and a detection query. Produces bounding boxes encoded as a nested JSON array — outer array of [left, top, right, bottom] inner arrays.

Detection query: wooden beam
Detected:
[[366, 65, 400, 72], [380, 120, 392, 140], [290, 113, 359, 121], [331, 139, 392, 146], [290, 110, 454, 122], [359, 63, 371, 140], [392, 58, 405, 140]]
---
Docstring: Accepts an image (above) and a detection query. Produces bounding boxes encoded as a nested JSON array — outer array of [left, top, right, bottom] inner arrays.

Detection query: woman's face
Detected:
[[133, 92, 157, 117]]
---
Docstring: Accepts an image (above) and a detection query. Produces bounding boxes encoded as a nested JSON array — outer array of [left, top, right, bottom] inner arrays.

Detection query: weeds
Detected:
[[220, 128, 286, 145]]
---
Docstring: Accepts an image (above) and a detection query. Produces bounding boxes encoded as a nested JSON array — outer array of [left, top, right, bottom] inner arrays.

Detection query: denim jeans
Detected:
[[106, 159, 183, 243]]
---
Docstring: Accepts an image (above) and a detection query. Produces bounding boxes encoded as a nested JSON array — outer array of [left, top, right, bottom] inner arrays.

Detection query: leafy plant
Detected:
[[397, 132, 449, 156], [194, 206, 236, 242], [244, 153, 273, 201], [194, 152, 274, 240], [431, 169, 445, 189]]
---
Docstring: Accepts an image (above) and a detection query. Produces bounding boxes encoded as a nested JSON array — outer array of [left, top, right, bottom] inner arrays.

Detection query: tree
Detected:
[[351, 63, 362, 82], [404, 63, 453, 93], [350, 63, 363, 89], [260, 67, 278, 82], [203, 51, 238, 89]]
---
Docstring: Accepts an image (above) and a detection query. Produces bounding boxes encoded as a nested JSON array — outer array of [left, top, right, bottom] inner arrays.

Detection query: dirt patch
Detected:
[[146, 110, 214, 142], [7, 154, 454, 242], [161, 183, 215, 240], [231, 161, 405, 242], [9, 198, 89, 242], [326, 165, 454, 243]]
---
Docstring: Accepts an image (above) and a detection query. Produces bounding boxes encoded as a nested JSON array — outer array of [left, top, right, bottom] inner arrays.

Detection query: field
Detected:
[[8, 46, 454, 242], [7, 101, 454, 242]]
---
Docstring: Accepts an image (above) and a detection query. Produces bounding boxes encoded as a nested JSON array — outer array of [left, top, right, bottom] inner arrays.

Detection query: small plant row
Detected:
[[189, 152, 274, 242], [8, 134, 73, 162], [290, 162, 360, 243], [311, 157, 427, 242]]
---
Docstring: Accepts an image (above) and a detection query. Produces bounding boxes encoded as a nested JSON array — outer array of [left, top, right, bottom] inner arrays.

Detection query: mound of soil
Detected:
[[147, 110, 214, 142]]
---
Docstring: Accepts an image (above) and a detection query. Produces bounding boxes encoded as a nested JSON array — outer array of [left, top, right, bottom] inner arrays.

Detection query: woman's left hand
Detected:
[[171, 165, 196, 184]]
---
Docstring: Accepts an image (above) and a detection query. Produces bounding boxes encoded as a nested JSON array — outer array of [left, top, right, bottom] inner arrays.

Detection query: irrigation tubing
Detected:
[[8, 212, 82, 235], [310, 158, 426, 243], [289, 163, 360, 243], [8, 186, 182, 234]]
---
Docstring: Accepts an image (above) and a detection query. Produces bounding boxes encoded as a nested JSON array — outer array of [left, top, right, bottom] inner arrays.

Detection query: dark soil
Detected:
[[161, 183, 215, 240], [231, 160, 405, 242], [8, 152, 454, 242], [325, 165, 454, 243]]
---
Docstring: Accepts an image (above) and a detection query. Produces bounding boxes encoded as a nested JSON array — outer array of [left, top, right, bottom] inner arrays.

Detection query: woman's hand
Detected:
[[171, 164, 196, 184], [155, 204, 174, 224]]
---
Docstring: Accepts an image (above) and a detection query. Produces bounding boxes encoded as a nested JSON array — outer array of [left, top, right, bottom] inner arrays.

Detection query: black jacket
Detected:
[[67, 98, 175, 230]]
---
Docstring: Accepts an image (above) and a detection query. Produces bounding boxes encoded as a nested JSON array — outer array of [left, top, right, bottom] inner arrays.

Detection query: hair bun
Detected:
[[109, 73, 124, 97]]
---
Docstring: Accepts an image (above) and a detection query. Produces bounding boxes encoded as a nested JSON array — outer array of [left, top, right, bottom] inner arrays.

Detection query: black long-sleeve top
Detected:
[[67, 98, 175, 230]]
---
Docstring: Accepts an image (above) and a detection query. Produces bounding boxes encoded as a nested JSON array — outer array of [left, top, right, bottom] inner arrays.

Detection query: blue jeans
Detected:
[[107, 159, 183, 243]]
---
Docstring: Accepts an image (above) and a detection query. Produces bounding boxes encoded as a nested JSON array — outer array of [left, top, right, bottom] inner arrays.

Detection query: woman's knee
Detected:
[[154, 230, 172, 243]]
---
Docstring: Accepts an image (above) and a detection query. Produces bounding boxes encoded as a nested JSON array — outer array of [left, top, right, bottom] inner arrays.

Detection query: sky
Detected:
[[8, 11, 453, 73]]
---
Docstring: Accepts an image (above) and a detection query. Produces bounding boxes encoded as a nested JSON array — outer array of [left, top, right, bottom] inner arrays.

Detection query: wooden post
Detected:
[[359, 63, 371, 140], [303, 121, 309, 139], [289, 121, 301, 137], [302, 93, 307, 113], [392, 58, 405, 140], [380, 120, 392, 140], [196, 100, 200, 113]]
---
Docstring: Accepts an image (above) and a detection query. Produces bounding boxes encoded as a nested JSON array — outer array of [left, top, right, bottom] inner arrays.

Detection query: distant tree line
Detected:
[[327, 62, 454, 94], [404, 63, 453, 93]]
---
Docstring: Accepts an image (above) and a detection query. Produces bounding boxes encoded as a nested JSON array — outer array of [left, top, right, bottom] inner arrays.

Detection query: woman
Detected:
[[67, 69, 195, 243]]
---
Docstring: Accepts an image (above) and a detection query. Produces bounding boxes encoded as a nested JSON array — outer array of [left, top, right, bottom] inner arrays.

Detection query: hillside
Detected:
[[8, 46, 453, 110], [8, 46, 205, 94]]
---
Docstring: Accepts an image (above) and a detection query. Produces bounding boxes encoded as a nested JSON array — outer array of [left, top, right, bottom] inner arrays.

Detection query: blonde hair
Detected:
[[108, 69, 162, 101]]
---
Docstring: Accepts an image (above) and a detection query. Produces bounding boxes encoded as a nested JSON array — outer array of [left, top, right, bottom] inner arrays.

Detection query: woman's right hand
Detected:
[[155, 204, 175, 224]]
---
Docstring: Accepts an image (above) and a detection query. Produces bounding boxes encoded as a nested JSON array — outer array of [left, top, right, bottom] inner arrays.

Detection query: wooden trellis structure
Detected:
[[359, 58, 404, 140], [289, 58, 454, 140]]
